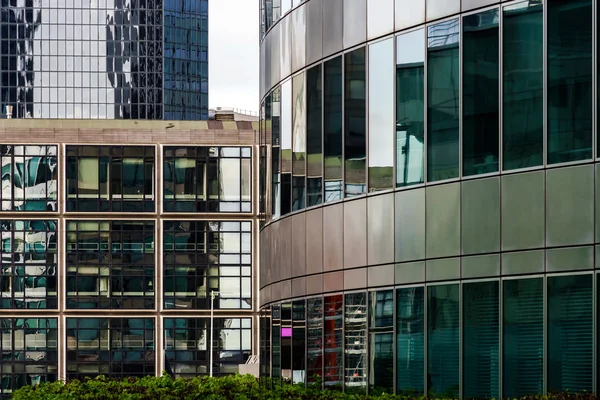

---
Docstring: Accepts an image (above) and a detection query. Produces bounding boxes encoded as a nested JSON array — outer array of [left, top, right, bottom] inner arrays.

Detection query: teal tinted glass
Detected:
[[396, 29, 425, 187], [503, 278, 543, 397], [427, 284, 459, 397], [548, 275, 593, 392], [462, 9, 499, 176], [463, 281, 499, 398], [396, 287, 424, 395], [503, 1, 543, 170], [548, 0, 592, 163], [369, 290, 394, 393], [427, 19, 459, 182]]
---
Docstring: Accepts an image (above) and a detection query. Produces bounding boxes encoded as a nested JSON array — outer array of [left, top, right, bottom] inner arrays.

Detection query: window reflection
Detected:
[[324, 57, 343, 202], [345, 293, 367, 392], [396, 30, 425, 187], [306, 65, 323, 206], [324, 295, 343, 387], [0, 145, 57, 212], [369, 291, 393, 393], [281, 80, 292, 214], [344, 48, 366, 197], [292, 73, 306, 211], [463, 10, 499, 176], [272, 87, 282, 218], [66, 220, 155, 309], [396, 287, 424, 395], [163, 147, 251, 213], [0, 318, 57, 396], [163, 221, 251, 310], [66, 146, 155, 213], [0, 220, 57, 309], [165, 318, 251, 377], [427, 20, 459, 182], [66, 318, 154, 379], [306, 298, 323, 383], [503, 1, 543, 170], [368, 39, 394, 192]]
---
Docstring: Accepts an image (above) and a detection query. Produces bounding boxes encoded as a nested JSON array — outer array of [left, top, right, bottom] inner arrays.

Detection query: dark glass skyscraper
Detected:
[[0, 0, 207, 120]]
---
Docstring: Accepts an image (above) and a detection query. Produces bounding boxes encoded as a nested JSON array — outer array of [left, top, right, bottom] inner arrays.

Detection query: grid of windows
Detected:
[[66, 220, 155, 309], [66, 318, 155, 379], [268, 275, 597, 396], [164, 0, 208, 120], [163, 220, 251, 310], [164, 317, 251, 377], [0, 220, 57, 309], [66, 145, 155, 213], [163, 146, 251, 213], [0, 145, 57, 212]]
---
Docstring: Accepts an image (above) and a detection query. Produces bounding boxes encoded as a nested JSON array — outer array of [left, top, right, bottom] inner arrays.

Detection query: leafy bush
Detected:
[[11, 374, 599, 400]]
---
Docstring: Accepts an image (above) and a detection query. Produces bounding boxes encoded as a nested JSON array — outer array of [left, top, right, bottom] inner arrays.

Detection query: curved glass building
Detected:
[[0, 0, 207, 120], [259, 0, 600, 397]]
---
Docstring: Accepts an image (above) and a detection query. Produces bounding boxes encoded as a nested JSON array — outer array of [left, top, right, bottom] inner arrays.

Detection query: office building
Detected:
[[0, 1, 207, 120], [0, 118, 259, 397], [259, 0, 599, 397]]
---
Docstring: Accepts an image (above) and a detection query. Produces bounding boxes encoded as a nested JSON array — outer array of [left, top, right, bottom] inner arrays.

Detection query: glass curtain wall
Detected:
[[307, 297, 323, 383], [306, 65, 323, 206], [292, 300, 307, 384], [292, 73, 307, 211], [396, 287, 424, 395], [324, 295, 343, 387], [344, 48, 366, 197], [368, 291, 394, 394], [344, 293, 367, 392], [281, 81, 293, 215], [272, 87, 281, 219]]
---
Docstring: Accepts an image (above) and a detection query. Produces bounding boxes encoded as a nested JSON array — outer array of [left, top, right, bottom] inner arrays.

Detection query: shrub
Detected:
[[11, 374, 599, 400]]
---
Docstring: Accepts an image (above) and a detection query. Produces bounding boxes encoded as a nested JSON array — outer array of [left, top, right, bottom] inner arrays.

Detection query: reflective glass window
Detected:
[[369, 290, 394, 393], [281, 303, 292, 378], [368, 39, 394, 192], [163, 221, 251, 310], [324, 56, 343, 203], [66, 221, 155, 309], [503, 1, 543, 170], [66, 146, 155, 213], [427, 284, 459, 397], [0, 220, 57, 309], [66, 318, 154, 379], [0, 318, 57, 395], [396, 287, 424, 395], [281, 80, 292, 215], [292, 73, 306, 211], [503, 278, 543, 397], [396, 30, 425, 187], [344, 48, 366, 197], [163, 146, 251, 213], [345, 293, 367, 392], [427, 20, 459, 182], [324, 295, 343, 386], [0, 145, 57, 212], [306, 65, 323, 207], [292, 300, 306, 384], [463, 10, 499, 176], [165, 318, 251, 377], [272, 87, 282, 218], [547, 275, 593, 392], [548, 0, 592, 163], [307, 297, 323, 383], [272, 305, 282, 380], [463, 281, 499, 398]]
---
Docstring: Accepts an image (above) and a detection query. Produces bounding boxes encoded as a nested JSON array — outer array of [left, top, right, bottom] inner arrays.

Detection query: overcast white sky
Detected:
[[208, 0, 259, 113]]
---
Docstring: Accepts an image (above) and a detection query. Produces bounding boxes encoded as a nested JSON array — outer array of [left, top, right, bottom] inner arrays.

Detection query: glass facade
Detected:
[[0, 136, 258, 394], [0, 0, 207, 120], [260, 0, 600, 397]]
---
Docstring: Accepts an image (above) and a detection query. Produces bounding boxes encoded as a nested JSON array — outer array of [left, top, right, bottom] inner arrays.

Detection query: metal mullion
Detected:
[[542, 0, 548, 167], [459, 15, 463, 180], [499, 5, 504, 174], [499, 277, 504, 400], [423, 282, 428, 398], [542, 273, 548, 395], [459, 280, 463, 399], [593, 0, 597, 161], [423, 25, 428, 186]]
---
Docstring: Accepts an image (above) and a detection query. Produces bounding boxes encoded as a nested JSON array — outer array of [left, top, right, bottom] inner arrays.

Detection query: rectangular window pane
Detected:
[[281, 80, 292, 214], [344, 48, 366, 197], [369, 290, 394, 393], [292, 300, 306, 384], [396, 29, 425, 187], [427, 284, 459, 397], [548, 0, 592, 163], [306, 65, 323, 206], [548, 275, 593, 392], [463, 281, 499, 398], [368, 38, 394, 192], [345, 293, 367, 392], [427, 20, 459, 182], [307, 298, 323, 383], [324, 56, 343, 202], [324, 295, 343, 386], [462, 9, 499, 176], [396, 287, 424, 395], [503, 278, 543, 397], [503, 1, 543, 170], [292, 73, 306, 211]]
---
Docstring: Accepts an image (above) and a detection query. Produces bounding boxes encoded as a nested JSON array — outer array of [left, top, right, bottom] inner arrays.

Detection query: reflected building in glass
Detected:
[[0, 0, 207, 120], [259, 0, 600, 397], [0, 119, 259, 397]]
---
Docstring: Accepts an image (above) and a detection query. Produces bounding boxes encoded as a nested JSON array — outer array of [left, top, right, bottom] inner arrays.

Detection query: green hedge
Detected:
[[11, 374, 599, 400]]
